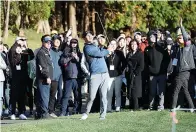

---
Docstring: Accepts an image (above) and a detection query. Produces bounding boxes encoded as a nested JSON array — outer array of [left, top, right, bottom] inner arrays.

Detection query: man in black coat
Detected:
[[35, 35, 53, 119], [144, 30, 170, 111]]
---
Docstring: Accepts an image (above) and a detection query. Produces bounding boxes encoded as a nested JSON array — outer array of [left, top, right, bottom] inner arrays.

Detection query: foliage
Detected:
[[105, 1, 196, 33]]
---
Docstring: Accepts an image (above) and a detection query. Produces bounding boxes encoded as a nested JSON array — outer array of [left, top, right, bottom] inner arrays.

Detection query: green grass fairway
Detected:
[[1, 111, 196, 132]]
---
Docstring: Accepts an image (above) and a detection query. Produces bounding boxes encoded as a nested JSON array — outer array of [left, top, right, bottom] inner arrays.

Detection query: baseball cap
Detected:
[[42, 36, 52, 43], [134, 31, 142, 36], [15, 36, 27, 41], [97, 34, 105, 39], [52, 35, 61, 41], [70, 38, 78, 43]]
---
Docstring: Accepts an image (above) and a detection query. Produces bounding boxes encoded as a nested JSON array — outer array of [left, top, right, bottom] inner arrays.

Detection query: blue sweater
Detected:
[[50, 47, 62, 81], [84, 43, 109, 75]]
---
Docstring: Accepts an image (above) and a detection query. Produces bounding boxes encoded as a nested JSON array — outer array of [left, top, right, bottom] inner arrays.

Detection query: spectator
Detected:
[[106, 39, 126, 112], [80, 31, 112, 120], [35, 35, 53, 119], [48, 35, 62, 118], [134, 31, 149, 52], [144, 30, 170, 111], [23, 41, 34, 116], [117, 36, 127, 57], [126, 40, 144, 111], [0, 49, 7, 119], [59, 38, 82, 116], [171, 19, 196, 111], [2, 44, 11, 115], [117, 36, 127, 108], [126, 36, 132, 54], [141, 32, 147, 43], [8, 37, 33, 120]]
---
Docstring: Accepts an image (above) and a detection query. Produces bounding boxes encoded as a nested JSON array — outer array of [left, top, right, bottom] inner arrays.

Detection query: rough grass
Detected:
[[3, 30, 85, 51], [1, 111, 196, 132]]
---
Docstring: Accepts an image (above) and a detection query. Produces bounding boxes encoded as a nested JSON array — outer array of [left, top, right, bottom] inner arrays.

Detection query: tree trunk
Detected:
[[69, 1, 77, 38], [92, 6, 96, 35], [36, 20, 50, 35], [55, 1, 63, 32], [15, 14, 21, 29], [81, 3, 85, 34], [63, 2, 68, 31], [43, 20, 51, 35], [2, 0, 10, 40], [84, 0, 89, 31]]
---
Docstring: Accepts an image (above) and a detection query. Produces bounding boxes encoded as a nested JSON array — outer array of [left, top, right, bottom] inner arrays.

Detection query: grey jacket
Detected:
[[0, 54, 7, 81], [171, 25, 196, 73]]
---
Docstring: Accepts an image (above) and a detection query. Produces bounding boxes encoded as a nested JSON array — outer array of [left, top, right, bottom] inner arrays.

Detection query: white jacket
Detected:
[[0, 54, 7, 81]]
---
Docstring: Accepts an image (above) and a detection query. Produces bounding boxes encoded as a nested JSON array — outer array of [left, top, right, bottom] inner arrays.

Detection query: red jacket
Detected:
[[139, 40, 149, 52]]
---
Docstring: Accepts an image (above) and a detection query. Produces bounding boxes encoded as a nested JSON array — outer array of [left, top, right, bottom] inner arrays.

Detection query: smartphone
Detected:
[[72, 48, 77, 53]]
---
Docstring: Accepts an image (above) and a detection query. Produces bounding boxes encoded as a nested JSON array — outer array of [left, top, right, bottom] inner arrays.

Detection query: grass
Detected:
[[1, 111, 196, 132], [3, 30, 85, 51]]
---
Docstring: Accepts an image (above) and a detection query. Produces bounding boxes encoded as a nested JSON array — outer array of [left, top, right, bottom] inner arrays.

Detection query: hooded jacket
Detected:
[[59, 39, 82, 79]]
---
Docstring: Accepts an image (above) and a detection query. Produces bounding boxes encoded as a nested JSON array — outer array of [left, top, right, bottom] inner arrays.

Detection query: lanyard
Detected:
[[111, 52, 116, 65]]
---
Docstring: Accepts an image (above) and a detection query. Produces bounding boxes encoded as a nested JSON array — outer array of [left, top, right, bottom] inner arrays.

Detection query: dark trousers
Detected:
[[10, 77, 26, 115], [61, 79, 78, 114], [49, 81, 58, 113], [121, 83, 127, 108], [36, 81, 50, 117], [128, 89, 139, 110], [57, 75, 63, 105], [140, 71, 149, 109], [149, 74, 167, 109], [27, 77, 33, 111], [172, 71, 195, 109]]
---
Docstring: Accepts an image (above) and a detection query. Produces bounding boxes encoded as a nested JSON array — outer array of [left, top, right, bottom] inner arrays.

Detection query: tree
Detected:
[[2, 0, 11, 40], [68, 1, 77, 38], [84, 0, 90, 31]]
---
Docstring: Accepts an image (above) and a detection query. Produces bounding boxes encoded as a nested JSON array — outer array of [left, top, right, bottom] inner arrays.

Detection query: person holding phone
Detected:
[[8, 37, 32, 120], [35, 35, 53, 119], [59, 38, 82, 116]]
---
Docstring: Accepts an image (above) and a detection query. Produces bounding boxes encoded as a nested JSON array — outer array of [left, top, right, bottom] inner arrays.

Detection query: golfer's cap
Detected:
[[82, 31, 93, 38]]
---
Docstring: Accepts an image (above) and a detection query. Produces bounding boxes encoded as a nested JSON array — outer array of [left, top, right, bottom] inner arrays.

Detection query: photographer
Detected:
[[8, 37, 34, 120], [59, 38, 82, 116]]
